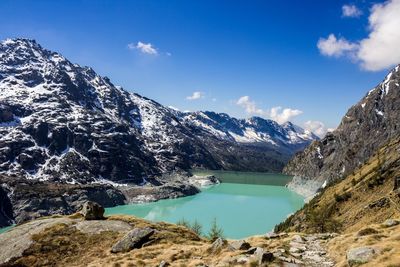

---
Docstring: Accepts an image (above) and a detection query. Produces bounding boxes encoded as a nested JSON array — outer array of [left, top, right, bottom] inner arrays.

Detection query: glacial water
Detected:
[[0, 225, 14, 235], [105, 171, 304, 239]]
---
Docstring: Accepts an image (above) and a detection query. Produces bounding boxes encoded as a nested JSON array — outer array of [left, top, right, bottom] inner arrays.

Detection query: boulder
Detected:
[[80, 201, 105, 220], [291, 235, 304, 243], [210, 237, 227, 253], [111, 227, 155, 253], [229, 240, 251, 251], [347, 247, 376, 266], [383, 219, 399, 227], [265, 232, 279, 239], [254, 247, 274, 264], [159, 260, 170, 267]]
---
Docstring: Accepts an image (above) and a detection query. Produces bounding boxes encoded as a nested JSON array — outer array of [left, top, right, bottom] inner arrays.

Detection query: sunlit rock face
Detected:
[[284, 65, 400, 188]]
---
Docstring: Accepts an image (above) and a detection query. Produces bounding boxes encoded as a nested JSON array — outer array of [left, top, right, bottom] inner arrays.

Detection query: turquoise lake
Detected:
[[106, 171, 304, 239]]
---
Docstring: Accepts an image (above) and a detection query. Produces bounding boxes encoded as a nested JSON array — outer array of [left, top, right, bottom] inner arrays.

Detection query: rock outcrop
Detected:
[[80, 201, 105, 220], [0, 185, 13, 227], [0, 175, 125, 225], [111, 227, 155, 253]]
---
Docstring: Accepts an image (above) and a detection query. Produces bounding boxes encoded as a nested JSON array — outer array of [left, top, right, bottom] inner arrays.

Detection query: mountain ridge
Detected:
[[0, 38, 317, 185], [284, 64, 400, 196]]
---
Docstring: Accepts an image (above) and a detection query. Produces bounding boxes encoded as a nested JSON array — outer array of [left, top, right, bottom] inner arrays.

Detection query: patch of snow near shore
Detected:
[[95, 177, 128, 187], [188, 175, 220, 188], [287, 176, 325, 202]]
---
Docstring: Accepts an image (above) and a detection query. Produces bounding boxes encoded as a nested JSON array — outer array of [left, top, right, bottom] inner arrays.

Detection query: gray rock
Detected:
[[347, 247, 376, 266], [111, 227, 155, 253], [254, 247, 274, 264], [229, 240, 251, 250], [265, 232, 280, 239], [80, 201, 105, 220], [0, 217, 79, 264], [159, 260, 169, 267], [291, 234, 304, 243], [210, 237, 227, 253], [383, 219, 399, 227]]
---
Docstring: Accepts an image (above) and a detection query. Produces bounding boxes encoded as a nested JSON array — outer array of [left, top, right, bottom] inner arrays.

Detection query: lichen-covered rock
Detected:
[[347, 247, 376, 266], [111, 227, 155, 253], [210, 237, 227, 253], [80, 201, 105, 220], [229, 240, 251, 251], [254, 247, 274, 264]]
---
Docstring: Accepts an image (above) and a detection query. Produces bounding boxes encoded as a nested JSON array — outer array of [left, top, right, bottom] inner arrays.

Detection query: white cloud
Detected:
[[186, 91, 204, 100], [236, 96, 265, 115], [317, 34, 358, 57], [342, 4, 362, 17], [269, 107, 303, 124], [357, 0, 400, 71], [303, 120, 332, 138], [128, 41, 158, 55], [318, 0, 400, 71], [236, 96, 303, 124], [212, 98, 217, 102]]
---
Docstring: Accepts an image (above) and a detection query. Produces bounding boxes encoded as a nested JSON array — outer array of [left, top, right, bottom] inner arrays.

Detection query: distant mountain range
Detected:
[[0, 38, 317, 185]]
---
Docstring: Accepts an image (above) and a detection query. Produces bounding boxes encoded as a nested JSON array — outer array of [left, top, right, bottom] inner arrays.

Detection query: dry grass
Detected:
[[279, 138, 400, 234], [327, 222, 400, 267]]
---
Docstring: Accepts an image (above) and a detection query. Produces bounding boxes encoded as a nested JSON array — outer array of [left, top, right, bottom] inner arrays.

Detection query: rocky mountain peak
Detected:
[[284, 64, 400, 194]]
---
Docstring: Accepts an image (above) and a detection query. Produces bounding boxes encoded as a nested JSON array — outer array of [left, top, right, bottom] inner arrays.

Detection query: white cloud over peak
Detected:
[[303, 120, 335, 138], [236, 96, 264, 115], [318, 0, 400, 71], [317, 34, 358, 57], [186, 91, 204, 100], [128, 41, 158, 55], [236, 96, 303, 124], [269, 107, 303, 124], [342, 4, 362, 17]]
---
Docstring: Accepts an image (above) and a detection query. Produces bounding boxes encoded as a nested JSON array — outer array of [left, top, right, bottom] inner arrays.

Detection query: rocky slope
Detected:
[[276, 137, 400, 234], [0, 207, 399, 266], [284, 65, 400, 195], [0, 38, 316, 186]]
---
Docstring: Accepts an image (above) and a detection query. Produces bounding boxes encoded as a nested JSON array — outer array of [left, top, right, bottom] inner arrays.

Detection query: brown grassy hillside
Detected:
[[276, 138, 400, 234]]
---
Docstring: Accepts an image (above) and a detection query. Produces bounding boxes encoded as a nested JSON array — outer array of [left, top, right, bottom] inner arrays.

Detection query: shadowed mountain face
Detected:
[[284, 64, 400, 186], [0, 38, 317, 185]]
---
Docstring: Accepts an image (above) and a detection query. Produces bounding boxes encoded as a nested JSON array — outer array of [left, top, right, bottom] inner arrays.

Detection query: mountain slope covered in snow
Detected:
[[0, 38, 317, 185]]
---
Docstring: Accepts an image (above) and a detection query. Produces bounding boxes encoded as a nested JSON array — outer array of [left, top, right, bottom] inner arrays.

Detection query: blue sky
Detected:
[[1, 0, 399, 136]]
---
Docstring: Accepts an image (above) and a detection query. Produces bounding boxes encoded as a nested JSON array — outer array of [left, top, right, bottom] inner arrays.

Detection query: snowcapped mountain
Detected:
[[0, 38, 317, 185]]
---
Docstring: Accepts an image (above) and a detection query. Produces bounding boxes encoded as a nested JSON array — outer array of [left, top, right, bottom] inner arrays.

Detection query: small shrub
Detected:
[[177, 218, 190, 228], [207, 218, 224, 242], [190, 220, 202, 236], [334, 191, 352, 202], [357, 227, 378, 236]]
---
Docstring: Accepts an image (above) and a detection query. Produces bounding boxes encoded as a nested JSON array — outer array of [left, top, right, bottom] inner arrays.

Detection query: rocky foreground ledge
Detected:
[[1, 202, 399, 267]]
